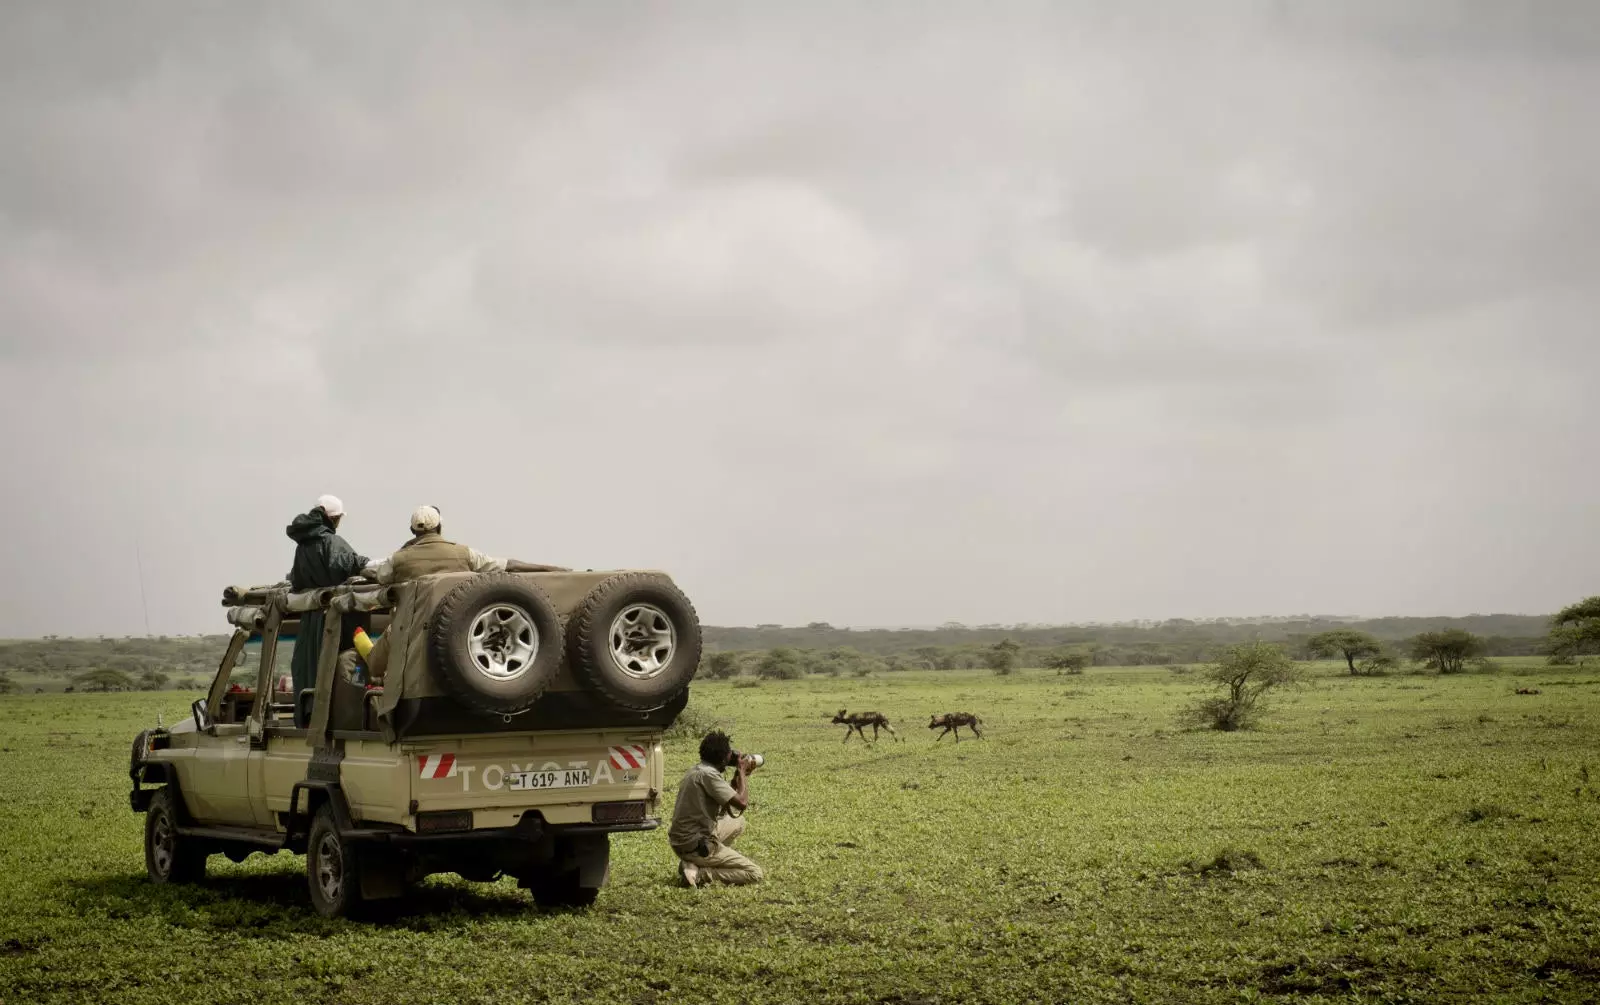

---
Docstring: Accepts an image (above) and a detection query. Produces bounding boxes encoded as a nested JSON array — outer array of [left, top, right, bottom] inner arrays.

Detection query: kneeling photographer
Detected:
[[668, 729, 765, 887]]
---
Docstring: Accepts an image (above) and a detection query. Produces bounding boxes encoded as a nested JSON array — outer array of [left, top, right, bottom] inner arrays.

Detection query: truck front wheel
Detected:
[[145, 788, 206, 884], [306, 805, 364, 918]]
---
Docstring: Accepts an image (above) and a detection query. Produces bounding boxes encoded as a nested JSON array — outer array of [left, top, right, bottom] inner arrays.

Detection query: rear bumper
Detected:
[[348, 816, 659, 846]]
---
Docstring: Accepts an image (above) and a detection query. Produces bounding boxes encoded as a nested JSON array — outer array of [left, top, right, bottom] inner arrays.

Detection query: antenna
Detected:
[[135, 540, 152, 637]]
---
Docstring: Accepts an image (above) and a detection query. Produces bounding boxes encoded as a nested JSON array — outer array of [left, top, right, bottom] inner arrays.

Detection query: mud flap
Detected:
[[358, 848, 406, 900], [570, 834, 611, 889]]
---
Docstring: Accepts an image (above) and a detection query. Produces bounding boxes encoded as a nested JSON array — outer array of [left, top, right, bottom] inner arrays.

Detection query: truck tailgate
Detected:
[[404, 730, 662, 828]]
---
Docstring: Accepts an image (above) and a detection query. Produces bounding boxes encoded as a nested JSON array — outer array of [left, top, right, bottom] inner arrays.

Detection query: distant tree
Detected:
[[1186, 641, 1306, 732], [805, 622, 835, 631], [1545, 596, 1600, 665], [984, 638, 1021, 675], [1043, 651, 1090, 675], [1409, 630, 1485, 675], [755, 648, 805, 680], [74, 668, 137, 692], [911, 646, 950, 671], [137, 669, 170, 691], [702, 652, 741, 680], [1307, 630, 1383, 675], [0, 672, 15, 695]]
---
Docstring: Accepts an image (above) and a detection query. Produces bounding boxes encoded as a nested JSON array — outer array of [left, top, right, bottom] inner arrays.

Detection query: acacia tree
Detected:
[[1043, 651, 1090, 675], [1187, 640, 1305, 732], [1546, 596, 1600, 665], [985, 638, 1021, 675], [1307, 629, 1383, 675], [74, 668, 137, 692], [1409, 630, 1484, 674]]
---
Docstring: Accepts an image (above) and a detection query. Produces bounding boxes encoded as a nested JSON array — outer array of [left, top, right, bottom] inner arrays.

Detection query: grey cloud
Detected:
[[1, 2, 1597, 636]]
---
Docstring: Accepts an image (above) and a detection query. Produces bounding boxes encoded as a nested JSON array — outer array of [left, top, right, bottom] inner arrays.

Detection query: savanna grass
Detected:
[[1, 660, 1597, 1003]]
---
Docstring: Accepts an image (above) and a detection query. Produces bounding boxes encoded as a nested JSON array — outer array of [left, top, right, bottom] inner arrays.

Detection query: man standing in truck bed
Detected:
[[345, 505, 566, 685], [286, 494, 370, 695], [361, 505, 565, 585]]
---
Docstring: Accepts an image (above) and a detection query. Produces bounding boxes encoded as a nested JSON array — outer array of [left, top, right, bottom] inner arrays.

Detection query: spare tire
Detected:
[[429, 573, 563, 715], [566, 573, 702, 710]]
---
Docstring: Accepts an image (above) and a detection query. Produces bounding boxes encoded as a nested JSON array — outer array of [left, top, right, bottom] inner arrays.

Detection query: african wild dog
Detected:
[[832, 709, 900, 743], [928, 712, 983, 742]]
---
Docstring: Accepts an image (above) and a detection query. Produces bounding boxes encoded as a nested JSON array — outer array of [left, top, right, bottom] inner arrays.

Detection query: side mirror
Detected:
[[192, 698, 211, 732]]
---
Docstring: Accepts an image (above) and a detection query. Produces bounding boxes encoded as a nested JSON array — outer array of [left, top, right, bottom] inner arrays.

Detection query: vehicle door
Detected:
[[246, 612, 303, 827], [185, 631, 262, 825]]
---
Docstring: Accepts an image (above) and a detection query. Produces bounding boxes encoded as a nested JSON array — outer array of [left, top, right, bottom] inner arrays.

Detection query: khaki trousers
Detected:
[[677, 814, 764, 885]]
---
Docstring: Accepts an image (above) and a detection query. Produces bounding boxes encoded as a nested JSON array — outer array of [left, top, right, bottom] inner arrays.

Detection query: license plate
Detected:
[[507, 769, 592, 791]]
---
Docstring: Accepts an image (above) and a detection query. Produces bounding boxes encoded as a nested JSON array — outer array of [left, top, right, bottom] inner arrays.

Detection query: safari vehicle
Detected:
[[127, 570, 700, 917]]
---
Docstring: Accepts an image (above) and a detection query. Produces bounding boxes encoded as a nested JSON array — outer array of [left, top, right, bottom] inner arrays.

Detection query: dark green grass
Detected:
[[2, 661, 1598, 1003]]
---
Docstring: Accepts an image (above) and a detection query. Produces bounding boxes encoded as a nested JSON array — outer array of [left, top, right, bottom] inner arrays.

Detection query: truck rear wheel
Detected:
[[145, 788, 206, 884], [528, 834, 609, 909], [430, 574, 564, 715], [566, 574, 702, 710], [306, 805, 364, 918]]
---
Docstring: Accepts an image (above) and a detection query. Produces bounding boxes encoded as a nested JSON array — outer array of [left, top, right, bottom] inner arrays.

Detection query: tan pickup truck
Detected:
[[128, 570, 700, 917]]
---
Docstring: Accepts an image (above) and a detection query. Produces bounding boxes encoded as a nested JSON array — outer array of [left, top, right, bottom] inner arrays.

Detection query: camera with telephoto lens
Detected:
[[727, 749, 764, 770]]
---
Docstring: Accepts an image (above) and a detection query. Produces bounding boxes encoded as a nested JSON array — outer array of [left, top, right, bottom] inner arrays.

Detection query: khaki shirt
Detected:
[[363, 545, 505, 584], [668, 762, 738, 855]]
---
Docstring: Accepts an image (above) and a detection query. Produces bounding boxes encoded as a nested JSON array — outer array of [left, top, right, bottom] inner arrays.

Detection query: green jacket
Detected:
[[285, 510, 370, 693]]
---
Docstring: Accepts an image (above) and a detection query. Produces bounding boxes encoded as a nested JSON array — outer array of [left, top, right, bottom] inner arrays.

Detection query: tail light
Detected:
[[592, 801, 648, 824], [415, 809, 473, 833]]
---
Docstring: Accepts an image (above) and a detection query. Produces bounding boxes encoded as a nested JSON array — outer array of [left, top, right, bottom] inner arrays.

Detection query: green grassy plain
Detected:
[[2, 661, 1598, 1004]]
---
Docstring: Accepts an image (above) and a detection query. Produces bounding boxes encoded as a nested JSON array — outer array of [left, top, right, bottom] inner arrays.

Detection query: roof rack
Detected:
[[221, 581, 394, 624]]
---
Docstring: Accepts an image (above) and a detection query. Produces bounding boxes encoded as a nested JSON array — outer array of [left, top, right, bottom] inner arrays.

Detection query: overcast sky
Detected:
[[2, 1, 1597, 637]]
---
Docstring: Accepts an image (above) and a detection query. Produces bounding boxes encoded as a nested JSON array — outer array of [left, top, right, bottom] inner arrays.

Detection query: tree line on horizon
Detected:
[[1, 603, 1596, 694]]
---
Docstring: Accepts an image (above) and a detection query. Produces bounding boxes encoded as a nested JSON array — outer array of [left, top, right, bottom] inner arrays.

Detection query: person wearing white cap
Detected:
[[284, 494, 371, 694], [343, 506, 567, 687], [360, 504, 566, 586]]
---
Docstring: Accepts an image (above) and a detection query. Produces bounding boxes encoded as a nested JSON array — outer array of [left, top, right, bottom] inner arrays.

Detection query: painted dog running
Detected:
[[928, 712, 983, 742], [832, 709, 900, 743]]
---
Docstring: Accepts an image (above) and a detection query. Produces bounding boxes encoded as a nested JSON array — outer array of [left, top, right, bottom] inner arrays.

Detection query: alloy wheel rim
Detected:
[[316, 832, 343, 902], [467, 604, 538, 681], [609, 604, 676, 680]]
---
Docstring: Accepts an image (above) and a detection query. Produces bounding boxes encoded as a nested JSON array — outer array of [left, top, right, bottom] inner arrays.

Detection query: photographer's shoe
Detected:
[[679, 860, 701, 888]]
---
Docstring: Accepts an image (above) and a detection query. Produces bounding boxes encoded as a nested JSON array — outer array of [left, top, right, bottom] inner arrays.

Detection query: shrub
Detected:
[[1355, 653, 1398, 676], [755, 648, 806, 680], [701, 652, 741, 680], [731, 678, 761, 689], [1185, 641, 1305, 732], [664, 702, 722, 741]]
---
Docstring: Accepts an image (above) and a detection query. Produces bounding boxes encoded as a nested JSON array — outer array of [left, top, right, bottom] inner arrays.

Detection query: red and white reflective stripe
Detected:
[[608, 745, 647, 771], [417, 753, 456, 779]]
